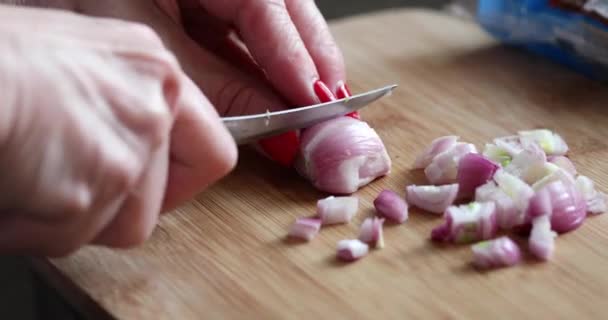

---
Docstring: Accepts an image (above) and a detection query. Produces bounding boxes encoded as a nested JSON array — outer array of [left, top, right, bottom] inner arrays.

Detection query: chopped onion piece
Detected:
[[494, 135, 524, 157], [358, 217, 385, 248], [317, 196, 359, 225], [531, 164, 576, 191], [475, 181, 519, 230], [483, 143, 513, 167], [406, 184, 459, 214], [548, 156, 577, 176], [518, 129, 568, 156], [431, 202, 497, 243], [297, 117, 391, 194], [414, 135, 459, 169], [374, 190, 408, 223], [457, 153, 499, 199], [542, 180, 587, 233], [494, 170, 534, 220], [505, 143, 547, 184], [337, 239, 369, 261], [472, 236, 521, 269], [424, 143, 477, 184], [527, 188, 552, 219], [575, 175, 607, 214], [288, 218, 322, 241], [529, 215, 556, 261]]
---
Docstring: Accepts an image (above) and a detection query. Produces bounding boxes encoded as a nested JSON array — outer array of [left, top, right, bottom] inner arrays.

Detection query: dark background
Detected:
[[0, 1, 448, 319]]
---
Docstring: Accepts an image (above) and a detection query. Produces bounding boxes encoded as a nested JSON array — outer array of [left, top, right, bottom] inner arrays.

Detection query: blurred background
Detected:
[[0, 1, 449, 319]]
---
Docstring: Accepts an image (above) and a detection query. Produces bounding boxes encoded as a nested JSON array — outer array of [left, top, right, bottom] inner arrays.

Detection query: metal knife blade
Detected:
[[222, 84, 397, 145]]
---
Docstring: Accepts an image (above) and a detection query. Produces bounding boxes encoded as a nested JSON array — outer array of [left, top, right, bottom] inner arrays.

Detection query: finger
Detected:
[[284, 0, 347, 93], [161, 76, 237, 211], [198, 0, 321, 105]]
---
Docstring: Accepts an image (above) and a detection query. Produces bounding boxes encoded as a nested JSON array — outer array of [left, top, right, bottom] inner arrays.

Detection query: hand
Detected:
[[0, 5, 236, 256]]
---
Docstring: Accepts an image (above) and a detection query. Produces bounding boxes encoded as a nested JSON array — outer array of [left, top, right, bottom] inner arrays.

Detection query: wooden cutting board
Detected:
[[36, 8, 608, 320]]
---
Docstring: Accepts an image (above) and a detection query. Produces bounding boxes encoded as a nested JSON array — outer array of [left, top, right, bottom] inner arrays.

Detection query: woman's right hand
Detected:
[[0, 5, 237, 257]]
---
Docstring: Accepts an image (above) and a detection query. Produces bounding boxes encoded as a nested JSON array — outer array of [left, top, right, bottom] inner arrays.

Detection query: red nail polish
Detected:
[[258, 131, 300, 167], [336, 81, 360, 119], [314, 80, 335, 103]]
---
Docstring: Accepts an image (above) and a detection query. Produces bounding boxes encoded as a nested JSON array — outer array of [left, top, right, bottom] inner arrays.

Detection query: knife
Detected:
[[222, 84, 397, 145]]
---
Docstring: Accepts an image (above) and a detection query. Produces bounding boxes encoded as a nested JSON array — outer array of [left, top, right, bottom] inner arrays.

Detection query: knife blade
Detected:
[[222, 84, 397, 145]]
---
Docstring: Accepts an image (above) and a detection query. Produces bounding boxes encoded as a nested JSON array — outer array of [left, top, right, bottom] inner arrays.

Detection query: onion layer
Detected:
[[431, 202, 497, 244], [505, 143, 547, 184], [317, 196, 359, 225], [297, 117, 391, 194], [518, 129, 568, 156], [541, 180, 587, 233], [529, 215, 557, 261], [337, 239, 369, 261], [472, 236, 522, 269], [424, 143, 478, 184], [475, 181, 519, 230], [548, 156, 577, 176], [288, 218, 322, 241], [374, 190, 408, 223], [406, 184, 459, 214], [358, 217, 385, 248], [457, 153, 499, 199], [576, 175, 607, 215], [414, 136, 459, 169]]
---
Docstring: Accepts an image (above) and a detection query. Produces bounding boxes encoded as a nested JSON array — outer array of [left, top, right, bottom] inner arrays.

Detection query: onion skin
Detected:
[[374, 190, 408, 223], [431, 202, 497, 244], [297, 117, 391, 194], [317, 196, 359, 225], [288, 218, 322, 241], [457, 153, 499, 200], [406, 184, 459, 214], [472, 236, 522, 269], [414, 136, 459, 169], [337, 239, 369, 261]]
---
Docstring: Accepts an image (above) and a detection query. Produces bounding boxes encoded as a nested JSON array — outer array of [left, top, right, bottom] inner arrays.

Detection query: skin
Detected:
[[0, 0, 347, 257]]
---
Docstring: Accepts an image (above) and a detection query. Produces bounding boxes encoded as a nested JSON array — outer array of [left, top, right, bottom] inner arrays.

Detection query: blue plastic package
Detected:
[[470, 0, 608, 81]]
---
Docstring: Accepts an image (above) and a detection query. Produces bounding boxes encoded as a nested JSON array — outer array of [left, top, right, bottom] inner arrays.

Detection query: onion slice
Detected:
[[414, 135, 459, 169], [424, 143, 478, 184], [288, 218, 322, 241], [529, 215, 557, 261], [317, 196, 359, 225], [337, 239, 369, 261], [358, 217, 385, 248], [431, 201, 497, 243], [518, 129, 568, 156], [457, 153, 499, 199], [471, 236, 522, 269], [406, 184, 459, 214], [374, 190, 408, 223]]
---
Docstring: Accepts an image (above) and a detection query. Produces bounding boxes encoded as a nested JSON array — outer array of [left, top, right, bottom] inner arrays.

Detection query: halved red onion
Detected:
[[337, 239, 369, 261], [576, 175, 607, 214], [288, 218, 322, 241], [475, 181, 519, 230], [317, 196, 359, 225], [431, 201, 497, 243], [414, 136, 459, 169], [548, 156, 577, 176], [457, 153, 499, 199], [406, 184, 459, 214], [296, 117, 391, 194], [358, 217, 385, 248], [424, 143, 478, 184], [529, 215, 557, 261], [518, 129, 568, 156], [505, 143, 547, 184], [471, 236, 522, 269], [543, 180, 587, 233], [374, 190, 408, 223]]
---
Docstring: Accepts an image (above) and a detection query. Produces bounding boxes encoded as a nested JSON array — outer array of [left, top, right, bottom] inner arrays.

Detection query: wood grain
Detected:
[[43, 9, 608, 319]]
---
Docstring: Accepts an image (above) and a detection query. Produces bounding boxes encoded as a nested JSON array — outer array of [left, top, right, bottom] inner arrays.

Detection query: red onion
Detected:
[[548, 156, 577, 176], [483, 143, 514, 167], [296, 117, 391, 194], [431, 202, 497, 243], [505, 143, 547, 184], [373, 190, 408, 223], [542, 180, 586, 233], [494, 170, 534, 215], [336, 239, 369, 261], [424, 143, 478, 184], [406, 184, 459, 214], [475, 181, 519, 230], [532, 165, 576, 191], [414, 135, 459, 169], [457, 153, 499, 199], [518, 129, 568, 156], [575, 175, 607, 215], [526, 188, 552, 219], [358, 217, 385, 248], [529, 215, 556, 261], [317, 196, 359, 225], [471, 236, 522, 269], [288, 218, 322, 241]]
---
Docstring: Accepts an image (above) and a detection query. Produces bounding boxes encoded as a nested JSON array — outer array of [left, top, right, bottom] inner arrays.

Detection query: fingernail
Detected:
[[258, 131, 300, 167], [313, 80, 335, 103], [336, 80, 352, 99]]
